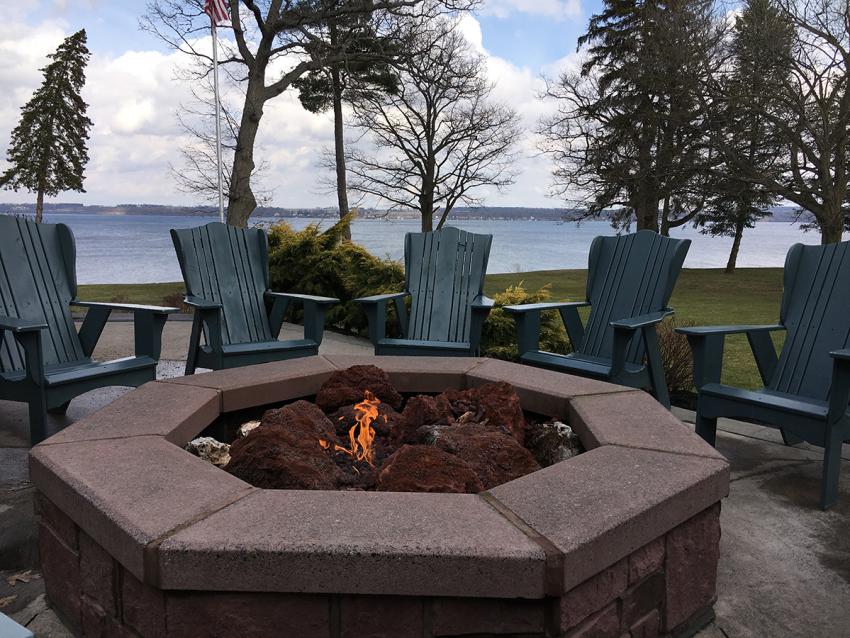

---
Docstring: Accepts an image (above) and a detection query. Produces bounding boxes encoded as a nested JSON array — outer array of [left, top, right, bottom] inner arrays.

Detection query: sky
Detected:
[[0, 1, 600, 209]]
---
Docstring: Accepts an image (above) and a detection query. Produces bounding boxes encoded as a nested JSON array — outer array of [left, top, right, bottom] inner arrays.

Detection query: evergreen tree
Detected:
[[0, 30, 93, 223], [293, 6, 399, 240], [698, 0, 794, 273], [541, 0, 722, 233]]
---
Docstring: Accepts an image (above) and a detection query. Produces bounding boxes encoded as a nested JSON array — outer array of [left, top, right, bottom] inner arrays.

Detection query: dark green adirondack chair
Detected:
[[679, 241, 850, 509], [171, 222, 338, 374], [506, 230, 690, 408], [0, 216, 176, 445], [355, 227, 494, 356]]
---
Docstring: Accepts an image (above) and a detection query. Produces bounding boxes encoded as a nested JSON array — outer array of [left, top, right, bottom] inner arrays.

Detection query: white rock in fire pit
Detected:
[[525, 420, 582, 466], [238, 420, 261, 438], [186, 437, 231, 467]]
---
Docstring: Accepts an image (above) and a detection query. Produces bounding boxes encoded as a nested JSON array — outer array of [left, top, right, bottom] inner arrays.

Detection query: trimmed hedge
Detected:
[[267, 216, 405, 336], [481, 283, 571, 361]]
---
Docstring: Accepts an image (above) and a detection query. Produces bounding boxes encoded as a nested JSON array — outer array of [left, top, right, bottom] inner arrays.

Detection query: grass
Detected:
[[486, 268, 785, 389], [77, 282, 185, 307], [80, 268, 785, 389]]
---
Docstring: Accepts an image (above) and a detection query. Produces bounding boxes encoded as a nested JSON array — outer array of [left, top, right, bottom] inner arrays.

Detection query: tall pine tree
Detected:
[[698, 0, 793, 272], [293, 6, 398, 240], [548, 0, 722, 232], [1, 30, 93, 223]]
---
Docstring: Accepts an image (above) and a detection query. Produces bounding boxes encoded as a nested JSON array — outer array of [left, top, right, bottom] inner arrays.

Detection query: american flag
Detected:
[[204, 0, 230, 25]]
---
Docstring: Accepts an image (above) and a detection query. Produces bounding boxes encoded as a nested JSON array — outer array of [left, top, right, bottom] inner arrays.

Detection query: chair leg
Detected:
[[695, 412, 718, 447], [185, 316, 202, 375], [820, 424, 844, 510], [28, 396, 48, 446], [643, 327, 671, 410], [47, 401, 71, 415], [780, 429, 804, 446]]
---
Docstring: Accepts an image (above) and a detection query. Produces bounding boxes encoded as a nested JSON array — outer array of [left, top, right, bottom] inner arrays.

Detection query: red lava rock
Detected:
[[433, 424, 541, 489], [261, 400, 337, 440], [376, 445, 484, 494], [225, 427, 341, 490], [397, 394, 454, 444], [444, 382, 526, 444], [315, 365, 403, 412]]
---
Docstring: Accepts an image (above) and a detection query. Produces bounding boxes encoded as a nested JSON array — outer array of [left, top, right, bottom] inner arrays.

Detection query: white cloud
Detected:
[[0, 12, 568, 209], [480, 0, 582, 21]]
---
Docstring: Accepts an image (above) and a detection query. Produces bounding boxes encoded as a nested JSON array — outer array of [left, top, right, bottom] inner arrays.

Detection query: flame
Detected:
[[318, 390, 380, 466]]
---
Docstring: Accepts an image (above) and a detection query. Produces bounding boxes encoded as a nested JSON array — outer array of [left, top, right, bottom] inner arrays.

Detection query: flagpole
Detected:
[[211, 18, 225, 224]]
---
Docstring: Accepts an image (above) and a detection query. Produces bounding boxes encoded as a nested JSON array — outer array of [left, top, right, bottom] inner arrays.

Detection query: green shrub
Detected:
[[267, 220, 570, 357], [657, 318, 696, 396], [481, 283, 571, 361], [267, 216, 405, 336]]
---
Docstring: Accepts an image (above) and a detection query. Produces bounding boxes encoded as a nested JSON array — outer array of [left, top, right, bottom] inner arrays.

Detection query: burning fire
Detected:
[[319, 390, 382, 466]]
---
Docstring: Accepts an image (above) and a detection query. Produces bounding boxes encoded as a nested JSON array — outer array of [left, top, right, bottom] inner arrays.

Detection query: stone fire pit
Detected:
[[30, 355, 729, 638]]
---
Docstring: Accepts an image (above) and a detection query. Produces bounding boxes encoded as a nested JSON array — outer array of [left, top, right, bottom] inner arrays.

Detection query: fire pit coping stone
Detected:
[[29, 355, 728, 604]]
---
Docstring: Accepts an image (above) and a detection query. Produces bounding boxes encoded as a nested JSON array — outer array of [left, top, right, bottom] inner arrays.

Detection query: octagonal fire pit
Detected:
[[30, 356, 729, 638]]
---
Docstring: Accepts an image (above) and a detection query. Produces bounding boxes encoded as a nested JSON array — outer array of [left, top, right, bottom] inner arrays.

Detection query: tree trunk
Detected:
[[420, 206, 433, 232], [35, 188, 44, 224], [820, 201, 844, 244], [331, 65, 351, 241], [227, 78, 265, 227], [726, 220, 745, 274]]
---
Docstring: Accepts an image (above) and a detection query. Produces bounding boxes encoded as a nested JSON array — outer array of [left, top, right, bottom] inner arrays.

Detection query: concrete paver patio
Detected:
[[1, 320, 848, 636]]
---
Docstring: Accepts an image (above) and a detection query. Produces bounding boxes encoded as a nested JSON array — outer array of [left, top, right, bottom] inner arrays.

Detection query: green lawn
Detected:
[[80, 268, 785, 389], [486, 268, 785, 388], [78, 282, 185, 307]]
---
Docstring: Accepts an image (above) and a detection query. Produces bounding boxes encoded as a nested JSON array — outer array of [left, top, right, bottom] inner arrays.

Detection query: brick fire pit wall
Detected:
[[30, 356, 729, 638]]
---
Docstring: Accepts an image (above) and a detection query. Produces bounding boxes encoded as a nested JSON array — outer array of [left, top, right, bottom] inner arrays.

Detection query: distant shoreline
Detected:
[[0, 203, 805, 223]]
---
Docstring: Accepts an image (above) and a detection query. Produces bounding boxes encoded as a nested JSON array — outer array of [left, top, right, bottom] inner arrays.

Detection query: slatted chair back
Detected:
[[0, 216, 83, 373], [770, 241, 850, 401], [404, 227, 492, 343], [171, 222, 272, 346], [580, 230, 690, 363]]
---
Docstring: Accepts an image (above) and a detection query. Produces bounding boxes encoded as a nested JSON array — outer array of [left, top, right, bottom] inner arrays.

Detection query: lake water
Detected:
[[38, 213, 840, 284]]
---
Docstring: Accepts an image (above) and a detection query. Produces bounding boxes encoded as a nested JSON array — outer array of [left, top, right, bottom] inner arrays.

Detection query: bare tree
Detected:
[[345, 20, 521, 232], [710, 0, 850, 244], [171, 79, 273, 206], [142, 0, 474, 227]]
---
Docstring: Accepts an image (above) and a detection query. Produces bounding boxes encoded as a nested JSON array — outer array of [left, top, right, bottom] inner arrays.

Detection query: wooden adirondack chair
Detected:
[[171, 222, 338, 374], [0, 216, 176, 445], [355, 227, 494, 356], [506, 230, 691, 408], [679, 241, 850, 509]]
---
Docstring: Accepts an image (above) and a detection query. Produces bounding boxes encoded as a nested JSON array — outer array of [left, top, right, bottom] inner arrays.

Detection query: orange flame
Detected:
[[318, 390, 380, 466]]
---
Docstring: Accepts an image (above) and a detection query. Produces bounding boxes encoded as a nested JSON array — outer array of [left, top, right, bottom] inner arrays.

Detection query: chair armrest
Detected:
[[265, 292, 338, 344], [354, 292, 410, 344], [468, 296, 495, 355], [505, 301, 589, 355], [503, 301, 590, 314], [610, 309, 673, 331], [676, 324, 784, 337], [183, 296, 223, 310], [0, 316, 47, 333], [74, 302, 175, 359], [266, 291, 339, 305], [72, 300, 177, 314], [354, 292, 409, 305], [680, 323, 784, 389], [828, 350, 850, 423], [471, 295, 495, 310]]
